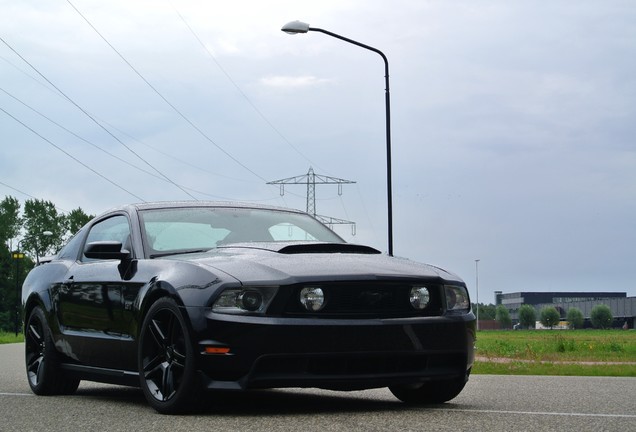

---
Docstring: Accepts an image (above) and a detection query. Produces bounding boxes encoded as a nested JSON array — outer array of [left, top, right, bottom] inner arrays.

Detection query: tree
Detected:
[[0, 196, 96, 333], [591, 305, 613, 329], [540, 306, 560, 329], [0, 197, 23, 332], [0, 243, 33, 333], [22, 199, 66, 259], [65, 207, 94, 237], [0, 196, 21, 248], [518, 304, 536, 329], [566, 307, 584, 329], [472, 303, 496, 321], [495, 305, 511, 329]]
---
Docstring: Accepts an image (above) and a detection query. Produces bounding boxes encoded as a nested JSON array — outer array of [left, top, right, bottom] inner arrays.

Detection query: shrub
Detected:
[[540, 306, 560, 329], [495, 305, 512, 329], [591, 305, 613, 329], [566, 307, 584, 329], [518, 304, 536, 329]]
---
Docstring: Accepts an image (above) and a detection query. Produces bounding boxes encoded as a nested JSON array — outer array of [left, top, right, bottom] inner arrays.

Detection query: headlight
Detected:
[[212, 286, 278, 314], [238, 291, 263, 311], [409, 286, 430, 310], [300, 287, 325, 311], [444, 285, 470, 312]]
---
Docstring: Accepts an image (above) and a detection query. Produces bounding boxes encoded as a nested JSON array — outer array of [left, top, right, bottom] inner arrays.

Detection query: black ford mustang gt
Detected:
[[22, 201, 475, 413]]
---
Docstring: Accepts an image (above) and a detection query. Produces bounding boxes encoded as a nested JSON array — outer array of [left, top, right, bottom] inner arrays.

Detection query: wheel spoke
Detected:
[[165, 312, 176, 345], [27, 354, 44, 385], [148, 318, 167, 349], [162, 363, 176, 401], [25, 315, 46, 387], [27, 354, 43, 373], [142, 354, 164, 377], [172, 348, 186, 369], [27, 323, 43, 345]]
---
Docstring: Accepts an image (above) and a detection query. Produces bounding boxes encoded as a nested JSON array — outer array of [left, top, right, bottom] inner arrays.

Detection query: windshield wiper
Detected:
[[150, 249, 211, 259]]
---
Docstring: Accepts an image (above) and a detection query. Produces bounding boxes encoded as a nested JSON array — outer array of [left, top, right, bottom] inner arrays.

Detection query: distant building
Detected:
[[494, 291, 635, 328]]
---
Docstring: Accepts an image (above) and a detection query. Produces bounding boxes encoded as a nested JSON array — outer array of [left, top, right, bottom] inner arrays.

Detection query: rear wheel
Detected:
[[25, 306, 80, 395], [389, 375, 468, 404], [138, 298, 198, 414]]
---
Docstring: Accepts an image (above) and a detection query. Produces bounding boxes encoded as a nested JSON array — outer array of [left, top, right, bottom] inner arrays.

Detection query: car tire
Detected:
[[389, 376, 467, 405], [138, 297, 198, 414], [25, 306, 80, 395]]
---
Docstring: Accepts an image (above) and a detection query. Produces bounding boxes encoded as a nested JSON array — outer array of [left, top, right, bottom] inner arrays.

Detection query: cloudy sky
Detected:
[[1, 0, 634, 303]]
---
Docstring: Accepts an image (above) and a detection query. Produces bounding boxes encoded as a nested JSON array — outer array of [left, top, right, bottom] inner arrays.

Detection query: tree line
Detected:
[[0, 195, 94, 332], [497, 303, 614, 330]]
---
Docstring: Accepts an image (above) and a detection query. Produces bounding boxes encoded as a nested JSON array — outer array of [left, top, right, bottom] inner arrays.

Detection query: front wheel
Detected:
[[138, 298, 198, 414], [25, 306, 80, 395], [389, 375, 468, 405]]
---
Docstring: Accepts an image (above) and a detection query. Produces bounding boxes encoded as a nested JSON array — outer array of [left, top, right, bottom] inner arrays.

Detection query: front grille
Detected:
[[277, 281, 443, 318]]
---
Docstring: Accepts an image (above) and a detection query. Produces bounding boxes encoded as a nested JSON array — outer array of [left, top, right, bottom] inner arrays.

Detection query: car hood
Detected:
[[168, 242, 463, 285]]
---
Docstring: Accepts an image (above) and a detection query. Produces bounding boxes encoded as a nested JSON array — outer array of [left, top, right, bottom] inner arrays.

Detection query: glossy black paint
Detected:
[[22, 201, 476, 406]]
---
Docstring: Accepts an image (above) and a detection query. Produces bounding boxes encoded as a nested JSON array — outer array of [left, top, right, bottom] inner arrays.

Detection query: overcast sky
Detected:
[[1, 0, 634, 303]]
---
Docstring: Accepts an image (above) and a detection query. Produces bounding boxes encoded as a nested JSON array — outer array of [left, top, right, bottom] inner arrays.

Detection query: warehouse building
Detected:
[[494, 291, 635, 328]]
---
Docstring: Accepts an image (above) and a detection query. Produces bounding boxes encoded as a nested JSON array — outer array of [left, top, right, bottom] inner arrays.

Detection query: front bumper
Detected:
[[187, 308, 476, 391]]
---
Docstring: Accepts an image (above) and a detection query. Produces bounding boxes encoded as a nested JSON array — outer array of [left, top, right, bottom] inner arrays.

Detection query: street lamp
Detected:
[[12, 231, 53, 336], [281, 20, 394, 256], [475, 259, 480, 331]]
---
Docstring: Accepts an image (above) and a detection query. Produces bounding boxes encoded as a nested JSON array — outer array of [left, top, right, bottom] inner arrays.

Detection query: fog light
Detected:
[[239, 291, 263, 311], [300, 287, 325, 311], [409, 286, 430, 310]]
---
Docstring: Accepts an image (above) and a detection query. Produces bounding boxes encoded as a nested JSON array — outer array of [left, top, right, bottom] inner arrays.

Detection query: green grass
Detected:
[[0, 331, 24, 344], [474, 329, 636, 377], [473, 360, 636, 377]]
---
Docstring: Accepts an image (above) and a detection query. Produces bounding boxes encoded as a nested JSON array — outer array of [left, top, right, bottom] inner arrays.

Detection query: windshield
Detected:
[[139, 206, 344, 257]]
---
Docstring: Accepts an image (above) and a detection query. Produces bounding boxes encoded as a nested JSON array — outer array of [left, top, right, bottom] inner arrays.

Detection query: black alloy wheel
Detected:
[[138, 298, 197, 414], [25, 306, 80, 395]]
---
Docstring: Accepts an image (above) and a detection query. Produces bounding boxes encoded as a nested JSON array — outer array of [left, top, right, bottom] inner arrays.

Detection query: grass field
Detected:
[[473, 329, 636, 377], [0, 332, 23, 344]]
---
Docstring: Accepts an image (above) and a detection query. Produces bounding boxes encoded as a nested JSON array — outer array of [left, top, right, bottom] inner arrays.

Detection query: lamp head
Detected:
[[281, 20, 310, 34]]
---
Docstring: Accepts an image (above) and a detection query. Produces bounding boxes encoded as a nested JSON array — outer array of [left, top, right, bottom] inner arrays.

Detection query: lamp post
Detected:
[[281, 20, 394, 256], [12, 231, 53, 336], [475, 259, 480, 331]]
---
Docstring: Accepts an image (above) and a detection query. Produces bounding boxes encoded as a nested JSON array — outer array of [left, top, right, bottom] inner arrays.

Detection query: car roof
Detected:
[[99, 201, 307, 216]]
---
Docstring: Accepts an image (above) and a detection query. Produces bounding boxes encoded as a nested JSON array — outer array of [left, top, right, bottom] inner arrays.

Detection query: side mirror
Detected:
[[84, 241, 130, 260]]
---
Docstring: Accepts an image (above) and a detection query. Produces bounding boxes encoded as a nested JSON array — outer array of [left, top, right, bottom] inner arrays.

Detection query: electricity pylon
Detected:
[[267, 167, 356, 233]]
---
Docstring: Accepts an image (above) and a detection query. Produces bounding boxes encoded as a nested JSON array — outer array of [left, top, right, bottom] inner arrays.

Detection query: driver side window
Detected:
[[82, 215, 131, 261]]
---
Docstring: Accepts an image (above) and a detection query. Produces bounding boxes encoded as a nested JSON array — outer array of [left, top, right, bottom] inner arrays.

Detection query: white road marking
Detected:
[[437, 407, 636, 419]]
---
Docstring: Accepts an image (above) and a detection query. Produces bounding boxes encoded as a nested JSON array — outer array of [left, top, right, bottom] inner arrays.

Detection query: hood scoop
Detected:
[[277, 243, 381, 255]]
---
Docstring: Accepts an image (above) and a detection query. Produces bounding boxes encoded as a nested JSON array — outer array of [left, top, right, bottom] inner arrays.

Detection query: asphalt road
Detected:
[[1, 343, 634, 432]]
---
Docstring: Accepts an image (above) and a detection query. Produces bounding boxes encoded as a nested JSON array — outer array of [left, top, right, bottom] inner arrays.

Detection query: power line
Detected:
[[1, 87, 156, 176], [0, 58, 260, 187], [0, 180, 39, 201], [0, 106, 146, 202], [100, 118, 257, 184], [0, 180, 69, 214], [66, 0, 266, 183], [0, 86, 230, 200], [169, 7, 361, 221], [172, 5, 326, 174], [0, 34, 198, 201]]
